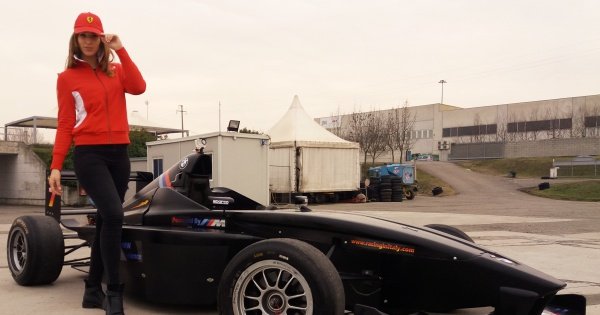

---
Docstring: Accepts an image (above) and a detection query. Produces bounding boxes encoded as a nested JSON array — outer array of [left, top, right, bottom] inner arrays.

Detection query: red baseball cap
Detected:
[[74, 12, 104, 35]]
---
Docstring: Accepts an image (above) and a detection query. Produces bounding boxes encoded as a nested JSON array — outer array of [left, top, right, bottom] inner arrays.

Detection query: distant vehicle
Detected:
[[416, 154, 433, 161], [7, 151, 586, 314]]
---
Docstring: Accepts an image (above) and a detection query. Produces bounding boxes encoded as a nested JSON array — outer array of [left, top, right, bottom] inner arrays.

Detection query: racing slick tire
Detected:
[[218, 238, 345, 315], [7, 216, 64, 285], [425, 224, 474, 243]]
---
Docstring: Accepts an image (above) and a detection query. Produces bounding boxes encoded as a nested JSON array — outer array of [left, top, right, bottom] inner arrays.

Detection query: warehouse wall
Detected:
[[505, 138, 600, 158]]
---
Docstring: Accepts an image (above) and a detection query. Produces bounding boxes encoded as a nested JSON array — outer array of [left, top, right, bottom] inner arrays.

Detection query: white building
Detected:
[[318, 94, 600, 162]]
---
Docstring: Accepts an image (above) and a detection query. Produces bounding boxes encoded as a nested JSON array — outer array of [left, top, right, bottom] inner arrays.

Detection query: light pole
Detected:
[[145, 100, 149, 119], [438, 80, 447, 104]]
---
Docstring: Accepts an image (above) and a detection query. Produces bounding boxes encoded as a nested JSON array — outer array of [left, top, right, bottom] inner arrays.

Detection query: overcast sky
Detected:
[[2, 0, 600, 139]]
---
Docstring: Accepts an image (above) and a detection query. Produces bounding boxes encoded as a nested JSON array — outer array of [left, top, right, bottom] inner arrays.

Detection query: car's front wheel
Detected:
[[218, 238, 345, 315], [7, 216, 64, 285]]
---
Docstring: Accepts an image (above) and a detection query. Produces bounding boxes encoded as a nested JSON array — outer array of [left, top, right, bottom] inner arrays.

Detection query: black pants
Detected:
[[74, 144, 130, 286]]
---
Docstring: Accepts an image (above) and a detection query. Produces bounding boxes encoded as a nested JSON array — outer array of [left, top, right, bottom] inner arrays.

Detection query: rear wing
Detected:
[[45, 170, 154, 222]]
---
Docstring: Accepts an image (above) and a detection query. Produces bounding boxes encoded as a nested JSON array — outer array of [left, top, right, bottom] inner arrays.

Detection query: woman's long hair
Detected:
[[65, 34, 114, 76]]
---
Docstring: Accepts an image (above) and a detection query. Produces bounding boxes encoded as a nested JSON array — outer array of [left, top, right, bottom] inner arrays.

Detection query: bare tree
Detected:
[[495, 110, 508, 142], [571, 103, 587, 138], [385, 107, 400, 162], [346, 109, 388, 164], [326, 107, 345, 138], [515, 113, 528, 141], [397, 101, 416, 162], [346, 109, 370, 164], [528, 107, 541, 140], [471, 113, 482, 143], [505, 111, 518, 142], [364, 110, 388, 164], [543, 106, 566, 139], [583, 103, 600, 138], [384, 101, 417, 162]]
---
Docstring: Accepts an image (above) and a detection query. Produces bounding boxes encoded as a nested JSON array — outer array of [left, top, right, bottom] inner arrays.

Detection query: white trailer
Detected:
[[146, 132, 270, 206], [269, 96, 360, 203], [270, 141, 360, 202]]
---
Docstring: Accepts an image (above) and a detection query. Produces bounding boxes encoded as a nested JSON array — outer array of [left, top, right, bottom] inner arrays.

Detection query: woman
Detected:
[[48, 12, 146, 315]]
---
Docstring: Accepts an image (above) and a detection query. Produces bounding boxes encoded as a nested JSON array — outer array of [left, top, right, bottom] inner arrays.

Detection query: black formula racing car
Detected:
[[6, 149, 586, 315]]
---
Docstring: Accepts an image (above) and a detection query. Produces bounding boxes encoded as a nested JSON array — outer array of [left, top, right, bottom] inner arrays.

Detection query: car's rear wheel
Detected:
[[425, 224, 474, 243], [7, 216, 64, 285], [218, 238, 345, 315]]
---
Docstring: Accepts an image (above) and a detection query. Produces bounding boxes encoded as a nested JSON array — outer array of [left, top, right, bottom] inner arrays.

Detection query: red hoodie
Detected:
[[51, 48, 146, 170]]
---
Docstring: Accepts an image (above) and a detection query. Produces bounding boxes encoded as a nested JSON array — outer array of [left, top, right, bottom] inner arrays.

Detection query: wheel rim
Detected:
[[8, 227, 27, 275], [232, 259, 313, 315]]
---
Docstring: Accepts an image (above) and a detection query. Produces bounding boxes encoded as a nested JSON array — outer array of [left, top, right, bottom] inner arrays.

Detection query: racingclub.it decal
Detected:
[[349, 239, 416, 255], [171, 217, 226, 229]]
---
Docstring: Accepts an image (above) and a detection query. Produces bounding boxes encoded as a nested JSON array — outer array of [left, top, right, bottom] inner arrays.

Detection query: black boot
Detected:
[[105, 284, 125, 315], [82, 279, 105, 309]]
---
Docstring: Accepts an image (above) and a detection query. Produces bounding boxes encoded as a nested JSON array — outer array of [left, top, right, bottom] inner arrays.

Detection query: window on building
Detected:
[[584, 116, 599, 128], [486, 124, 497, 134], [153, 158, 163, 178], [508, 119, 573, 133], [443, 124, 497, 137], [450, 127, 458, 137], [559, 118, 572, 129]]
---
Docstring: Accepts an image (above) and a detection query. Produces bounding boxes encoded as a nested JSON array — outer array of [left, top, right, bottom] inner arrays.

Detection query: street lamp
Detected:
[[438, 80, 447, 104], [227, 120, 240, 132]]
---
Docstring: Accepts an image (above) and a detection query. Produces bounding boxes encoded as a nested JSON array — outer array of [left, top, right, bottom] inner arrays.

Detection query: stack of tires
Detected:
[[366, 176, 380, 201], [391, 177, 404, 202], [378, 176, 392, 202], [366, 175, 407, 202]]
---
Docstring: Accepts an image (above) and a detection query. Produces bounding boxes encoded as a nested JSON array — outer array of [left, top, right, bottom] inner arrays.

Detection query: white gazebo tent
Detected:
[[268, 96, 360, 197]]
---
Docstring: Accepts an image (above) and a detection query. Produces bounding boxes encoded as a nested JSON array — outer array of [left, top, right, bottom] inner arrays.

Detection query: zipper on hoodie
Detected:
[[93, 67, 112, 143]]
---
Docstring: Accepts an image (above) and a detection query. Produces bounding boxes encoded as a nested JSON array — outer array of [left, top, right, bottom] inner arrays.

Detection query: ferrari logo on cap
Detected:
[[86, 16, 94, 23]]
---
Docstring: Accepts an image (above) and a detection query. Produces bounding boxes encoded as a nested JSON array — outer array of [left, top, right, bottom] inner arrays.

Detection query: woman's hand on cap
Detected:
[[102, 34, 123, 51]]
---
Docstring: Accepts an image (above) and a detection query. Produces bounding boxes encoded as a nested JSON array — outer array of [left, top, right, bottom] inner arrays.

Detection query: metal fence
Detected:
[[448, 142, 505, 160], [553, 156, 599, 177], [2, 127, 32, 143]]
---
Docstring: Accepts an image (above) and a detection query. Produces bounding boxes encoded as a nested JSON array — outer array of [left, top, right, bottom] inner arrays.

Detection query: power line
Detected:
[[176, 105, 187, 138]]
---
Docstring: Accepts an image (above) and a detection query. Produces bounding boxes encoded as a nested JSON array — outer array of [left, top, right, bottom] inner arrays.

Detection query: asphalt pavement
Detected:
[[1, 161, 599, 314]]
